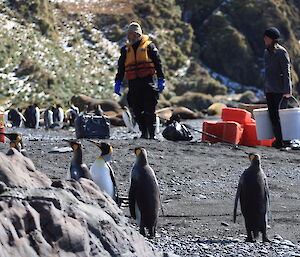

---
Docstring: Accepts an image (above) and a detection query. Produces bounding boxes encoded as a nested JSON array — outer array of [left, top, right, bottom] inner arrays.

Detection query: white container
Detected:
[[253, 108, 274, 140], [279, 108, 300, 140]]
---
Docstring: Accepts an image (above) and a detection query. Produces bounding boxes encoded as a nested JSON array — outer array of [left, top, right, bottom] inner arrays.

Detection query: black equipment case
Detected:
[[75, 114, 110, 139]]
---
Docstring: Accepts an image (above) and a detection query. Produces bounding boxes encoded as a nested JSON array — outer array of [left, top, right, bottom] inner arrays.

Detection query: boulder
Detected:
[[156, 107, 204, 120], [0, 151, 174, 257], [170, 92, 213, 111], [71, 94, 121, 113], [0, 149, 52, 188], [239, 90, 259, 104]]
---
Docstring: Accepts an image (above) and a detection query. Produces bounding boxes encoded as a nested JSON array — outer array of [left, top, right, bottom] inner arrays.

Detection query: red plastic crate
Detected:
[[259, 139, 275, 147], [222, 121, 244, 144], [240, 122, 258, 146], [222, 107, 252, 124], [240, 122, 274, 147], [202, 121, 225, 143], [202, 121, 243, 144]]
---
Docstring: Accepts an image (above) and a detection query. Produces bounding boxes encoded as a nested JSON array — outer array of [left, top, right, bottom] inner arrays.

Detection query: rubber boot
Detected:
[[272, 124, 284, 149], [148, 125, 156, 140], [144, 112, 156, 140]]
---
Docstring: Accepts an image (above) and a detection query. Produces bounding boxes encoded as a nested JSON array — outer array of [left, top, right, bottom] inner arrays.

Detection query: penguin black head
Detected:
[[63, 139, 82, 152], [134, 147, 147, 157], [0, 132, 24, 149], [87, 140, 112, 156], [248, 153, 261, 164], [134, 147, 148, 165]]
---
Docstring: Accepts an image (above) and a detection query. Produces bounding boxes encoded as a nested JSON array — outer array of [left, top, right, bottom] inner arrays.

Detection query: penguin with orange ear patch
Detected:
[[233, 153, 270, 243], [0, 132, 27, 156], [129, 147, 160, 238], [63, 139, 92, 180], [88, 140, 119, 205]]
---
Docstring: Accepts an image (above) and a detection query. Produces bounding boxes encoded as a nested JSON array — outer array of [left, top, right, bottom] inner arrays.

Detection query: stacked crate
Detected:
[[202, 108, 274, 146]]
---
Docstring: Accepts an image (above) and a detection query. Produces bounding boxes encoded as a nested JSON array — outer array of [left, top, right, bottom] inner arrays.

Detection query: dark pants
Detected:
[[127, 76, 158, 138], [265, 93, 287, 145]]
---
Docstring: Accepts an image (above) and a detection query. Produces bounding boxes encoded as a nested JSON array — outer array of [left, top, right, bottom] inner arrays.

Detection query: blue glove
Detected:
[[157, 78, 165, 92], [114, 80, 122, 96]]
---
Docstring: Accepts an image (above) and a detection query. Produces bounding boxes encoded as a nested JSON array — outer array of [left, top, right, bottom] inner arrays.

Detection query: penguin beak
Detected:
[[86, 139, 101, 147]]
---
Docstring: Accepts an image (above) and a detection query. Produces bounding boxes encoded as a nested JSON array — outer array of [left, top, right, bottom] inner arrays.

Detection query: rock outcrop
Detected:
[[0, 149, 172, 257]]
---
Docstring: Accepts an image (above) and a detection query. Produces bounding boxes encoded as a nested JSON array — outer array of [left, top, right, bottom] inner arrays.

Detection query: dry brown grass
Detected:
[[57, 0, 142, 15]]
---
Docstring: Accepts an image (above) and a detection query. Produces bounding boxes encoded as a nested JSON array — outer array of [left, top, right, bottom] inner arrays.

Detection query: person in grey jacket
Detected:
[[264, 27, 292, 148]]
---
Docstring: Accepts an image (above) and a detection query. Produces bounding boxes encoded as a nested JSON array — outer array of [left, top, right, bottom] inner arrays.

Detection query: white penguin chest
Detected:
[[90, 159, 115, 199]]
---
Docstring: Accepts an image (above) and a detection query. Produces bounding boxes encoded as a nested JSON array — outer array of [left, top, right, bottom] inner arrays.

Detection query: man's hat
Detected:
[[264, 27, 280, 40], [127, 22, 143, 36]]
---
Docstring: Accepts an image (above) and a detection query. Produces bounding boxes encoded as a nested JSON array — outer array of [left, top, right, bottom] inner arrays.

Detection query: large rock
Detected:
[[239, 90, 259, 104], [0, 149, 52, 188], [71, 94, 122, 113], [156, 106, 204, 120], [0, 151, 173, 257], [170, 92, 213, 111]]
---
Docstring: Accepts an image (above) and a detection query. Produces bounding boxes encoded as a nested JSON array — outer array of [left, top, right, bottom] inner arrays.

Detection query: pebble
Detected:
[[197, 194, 207, 199], [221, 222, 229, 227], [274, 234, 284, 241], [282, 240, 295, 247], [259, 249, 268, 254]]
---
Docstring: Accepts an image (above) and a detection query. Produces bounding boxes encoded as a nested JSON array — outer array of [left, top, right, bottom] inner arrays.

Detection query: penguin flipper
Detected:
[[264, 178, 271, 224], [107, 163, 120, 205], [129, 180, 137, 219], [81, 164, 92, 180], [233, 177, 242, 223]]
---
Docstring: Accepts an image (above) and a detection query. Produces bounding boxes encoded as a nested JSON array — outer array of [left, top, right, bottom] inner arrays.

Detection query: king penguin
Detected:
[[0, 132, 27, 156], [7, 108, 26, 127], [44, 107, 54, 129], [88, 140, 119, 205], [233, 153, 270, 243], [63, 139, 92, 180], [121, 106, 135, 133], [24, 104, 40, 129], [129, 147, 160, 238]]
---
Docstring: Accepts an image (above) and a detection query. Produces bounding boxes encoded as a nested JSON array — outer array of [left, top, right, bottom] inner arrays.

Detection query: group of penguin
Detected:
[[64, 138, 160, 238], [0, 131, 271, 242], [4, 104, 79, 129]]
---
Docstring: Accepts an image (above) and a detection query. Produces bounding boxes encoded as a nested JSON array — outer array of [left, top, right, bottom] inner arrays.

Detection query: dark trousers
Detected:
[[265, 93, 287, 144], [127, 76, 158, 137]]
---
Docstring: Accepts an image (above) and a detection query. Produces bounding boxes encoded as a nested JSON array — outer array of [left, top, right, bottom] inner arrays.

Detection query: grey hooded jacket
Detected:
[[264, 44, 292, 94]]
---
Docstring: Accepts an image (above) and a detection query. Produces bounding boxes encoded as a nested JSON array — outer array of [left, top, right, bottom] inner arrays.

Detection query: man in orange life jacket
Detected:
[[114, 22, 165, 139]]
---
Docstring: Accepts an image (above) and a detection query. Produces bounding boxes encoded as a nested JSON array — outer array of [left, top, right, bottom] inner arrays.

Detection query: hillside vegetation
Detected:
[[0, 0, 300, 109]]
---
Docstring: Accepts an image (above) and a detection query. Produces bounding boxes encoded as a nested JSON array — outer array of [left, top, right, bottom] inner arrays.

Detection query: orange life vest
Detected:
[[125, 35, 156, 80]]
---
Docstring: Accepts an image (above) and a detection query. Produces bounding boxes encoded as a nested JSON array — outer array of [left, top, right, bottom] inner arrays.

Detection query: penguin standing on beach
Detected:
[[233, 153, 270, 243], [88, 140, 119, 204], [121, 106, 135, 132], [44, 107, 54, 129], [63, 139, 92, 180], [52, 104, 64, 129], [66, 105, 79, 126], [129, 147, 160, 238], [7, 108, 26, 127], [0, 132, 27, 156], [24, 104, 40, 129]]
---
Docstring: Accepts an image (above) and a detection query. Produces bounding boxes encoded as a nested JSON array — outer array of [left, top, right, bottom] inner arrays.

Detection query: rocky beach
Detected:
[[1, 120, 299, 256]]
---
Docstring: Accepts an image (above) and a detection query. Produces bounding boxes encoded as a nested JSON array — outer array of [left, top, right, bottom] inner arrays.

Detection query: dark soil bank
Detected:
[[2, 121, 300, 257]]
